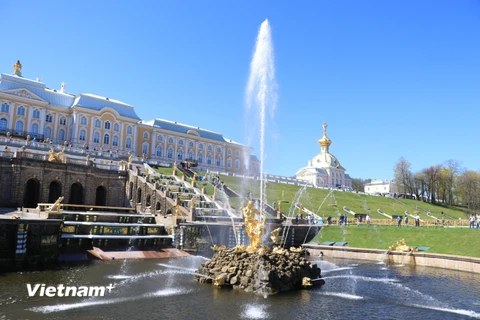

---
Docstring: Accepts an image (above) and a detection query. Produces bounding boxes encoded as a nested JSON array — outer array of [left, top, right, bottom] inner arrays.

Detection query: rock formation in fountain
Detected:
[[194, 201, 325, 294]]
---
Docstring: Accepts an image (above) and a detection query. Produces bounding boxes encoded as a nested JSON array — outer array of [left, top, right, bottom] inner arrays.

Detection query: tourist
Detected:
[[317, 217, 323, 227], [415, 214, 420, 227], [404, 216, 409, 227], [397, 216, 402, 227], [295, 214, 299, 224], [366, 214, 371, 225], [477, 215, 480, 229], [469, 215, 474, 229], [327, 216, 332, 225]]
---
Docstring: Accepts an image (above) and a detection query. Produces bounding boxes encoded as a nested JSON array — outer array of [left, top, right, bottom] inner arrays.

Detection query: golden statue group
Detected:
[[242, 200, 267, 252]]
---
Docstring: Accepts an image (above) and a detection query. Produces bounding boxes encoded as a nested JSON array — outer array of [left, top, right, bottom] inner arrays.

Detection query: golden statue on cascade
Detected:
[[48, 149, 64, 162], [241, 200, 267, 252]]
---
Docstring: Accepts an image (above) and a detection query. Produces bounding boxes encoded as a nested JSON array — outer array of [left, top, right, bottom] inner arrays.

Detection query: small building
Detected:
[[364, 180, 398, 196]]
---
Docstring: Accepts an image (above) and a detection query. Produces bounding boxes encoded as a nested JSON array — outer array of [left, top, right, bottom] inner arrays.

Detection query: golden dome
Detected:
[[318, 122, 332, 148]]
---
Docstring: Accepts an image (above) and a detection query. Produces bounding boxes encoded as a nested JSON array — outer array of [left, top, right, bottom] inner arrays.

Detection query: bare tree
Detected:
[[423, 165, 442, 204], [444, 159, 462, 205], [394, 157, 413, 196], [456, 170, 480, 214]]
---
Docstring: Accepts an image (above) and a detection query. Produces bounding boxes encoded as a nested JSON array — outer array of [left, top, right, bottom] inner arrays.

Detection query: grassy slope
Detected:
[[218, 175, 468, 219], [313, 225, 480, 258]]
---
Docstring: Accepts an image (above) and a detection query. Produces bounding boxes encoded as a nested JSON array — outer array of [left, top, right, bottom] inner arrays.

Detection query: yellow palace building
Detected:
[[0, 61, 259, 176]]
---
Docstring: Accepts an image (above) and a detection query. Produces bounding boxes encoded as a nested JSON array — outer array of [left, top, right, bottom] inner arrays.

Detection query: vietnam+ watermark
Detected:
[[27, 283, 115, 297]]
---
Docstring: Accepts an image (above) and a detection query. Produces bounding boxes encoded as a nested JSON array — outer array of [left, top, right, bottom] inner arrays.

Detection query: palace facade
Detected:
[[295, 123, 352, 189], [0, 61, 259, 175]]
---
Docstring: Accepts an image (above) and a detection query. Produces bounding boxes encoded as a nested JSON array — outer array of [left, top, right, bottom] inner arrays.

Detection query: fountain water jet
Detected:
[[245, 19, 278, 216]]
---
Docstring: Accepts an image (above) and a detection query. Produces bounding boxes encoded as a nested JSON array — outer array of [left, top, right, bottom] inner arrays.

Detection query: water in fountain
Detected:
[[201, 172, 238, 246], [245, 19, 278, 217], [119, 218, 144, 275], [280, 185, 307, 248]]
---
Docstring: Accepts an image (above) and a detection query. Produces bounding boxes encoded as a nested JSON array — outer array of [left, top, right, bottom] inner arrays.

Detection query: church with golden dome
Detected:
[[295, 123, 352, 189]]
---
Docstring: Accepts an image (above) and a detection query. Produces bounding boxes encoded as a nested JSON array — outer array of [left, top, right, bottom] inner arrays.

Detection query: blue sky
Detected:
[[2, 0, 480, 180]]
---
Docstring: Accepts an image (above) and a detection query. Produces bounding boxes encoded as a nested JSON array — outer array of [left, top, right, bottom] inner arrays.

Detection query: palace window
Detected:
[[142, 142, 148, 155], [59, 117, 66, 125], [235, 159, 240, 170], [44, 127, 51, 139], [1, 103, 9, 113], [217, 147, 221, 153], [32, 110, 40, 119], [113, 135, 119, 146], [31, 123, 39, 134], [79, 130, 86, 141], [113, 123, 119, 132], [126, 126, 132, 134], [104, 133, 110, 145], [168, 137, 174, 144], [235, 150, 240, 157], [0, 118, 7, 130], [95, 119, 101, 128], [94, 132, 100, 143], [80, 116, 87, 125], [177, 149, 184, 160], [156, 145, 162, 157], [187, 151, 193, 160], [104, 121, 111, 130], [207, 155, 212, 165], [188, 141, 193, 147], [227, 149, 232, 155], [216, 156, 221, 167], [227, 158, 232, 168], [126, 138, 132, 149], [167, 147, 173, 159], [198, 143, 204, 149], [208, 145, 212, 151], [17, 106, 25, 116], [45, 114, 53, 123], [178, 139, 184, 146], [143, 132, 148, 139], [198, 153, 203, 164], [157, 135, 163, 142], [15, 120, 24, 132], [58, 128, 65, 141]]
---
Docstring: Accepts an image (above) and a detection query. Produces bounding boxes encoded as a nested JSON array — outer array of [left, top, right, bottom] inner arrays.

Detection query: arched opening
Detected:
[[95, 186, 107, 206], [137, 188, 142, 204], [146, 195, 151, 207], [156, 202, 161, 211], [129, 182, 134, 200], [24, 179, 40, 208], [69, 182, 84, 205], [48, 181, 62, 203]]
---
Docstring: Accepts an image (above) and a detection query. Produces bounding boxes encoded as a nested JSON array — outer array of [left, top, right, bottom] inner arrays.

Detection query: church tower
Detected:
[[318, 122, 331, 153]]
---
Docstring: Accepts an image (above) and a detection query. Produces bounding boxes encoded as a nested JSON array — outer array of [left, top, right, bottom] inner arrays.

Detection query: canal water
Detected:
[[1, 256, 479, 320]]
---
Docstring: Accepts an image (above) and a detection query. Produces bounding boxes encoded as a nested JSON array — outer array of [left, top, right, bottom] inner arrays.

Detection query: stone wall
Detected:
[[0, 219, 63, 271], [0, 158, 128, 208], [303, 244, 480, 274]]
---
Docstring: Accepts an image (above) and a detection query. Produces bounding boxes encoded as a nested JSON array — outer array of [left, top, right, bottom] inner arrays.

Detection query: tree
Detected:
[[423, 165, 442, 204], [456, 170, 480, 214], [444, 160, 462, 205], [394, 157, 413, 196]]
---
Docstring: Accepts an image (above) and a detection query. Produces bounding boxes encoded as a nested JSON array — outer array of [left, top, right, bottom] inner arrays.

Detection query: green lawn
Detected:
[[312, 225, 480, 257], [218, 175, 468, 220]]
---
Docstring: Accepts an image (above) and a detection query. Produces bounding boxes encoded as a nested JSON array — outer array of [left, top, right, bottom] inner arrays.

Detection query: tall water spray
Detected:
[[245, 19, 278, 214]]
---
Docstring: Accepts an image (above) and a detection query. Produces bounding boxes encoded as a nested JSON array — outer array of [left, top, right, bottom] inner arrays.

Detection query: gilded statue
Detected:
[[388, 239, 418, 253], [12, 60, 22, 76], [242, 200, 266, 252], [270, 227, 282, 245], [128, 154, 133, 164], [49, 196, 64, 212], [48, 149, 64, 162]]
